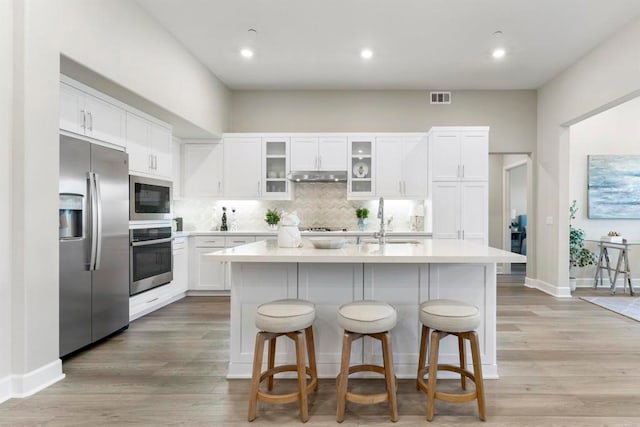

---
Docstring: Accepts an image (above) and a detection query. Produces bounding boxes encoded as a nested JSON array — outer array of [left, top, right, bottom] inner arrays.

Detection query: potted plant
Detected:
[[265, 208, 281, 230], [355, 207, 369, 231], [569, 200, 595, 291]]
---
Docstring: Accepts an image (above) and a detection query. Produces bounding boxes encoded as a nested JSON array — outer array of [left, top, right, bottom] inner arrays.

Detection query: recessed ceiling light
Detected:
[[240, 48, 254, 58], [492, 48, 506, 59], [360, 49, 373, 60]]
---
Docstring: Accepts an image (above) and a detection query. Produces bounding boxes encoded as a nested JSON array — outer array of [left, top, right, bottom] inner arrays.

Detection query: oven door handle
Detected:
[[130, 237, 173, 247]]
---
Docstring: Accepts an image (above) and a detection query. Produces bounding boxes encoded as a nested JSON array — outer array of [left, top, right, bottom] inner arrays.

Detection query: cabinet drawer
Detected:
[[225, 236, 256, 247], [173, 237, 186, 250], [194, 236, 225, 247]]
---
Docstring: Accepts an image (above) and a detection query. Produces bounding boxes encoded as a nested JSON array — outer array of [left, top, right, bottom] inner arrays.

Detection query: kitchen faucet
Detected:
[[374, 197, 386, 245]]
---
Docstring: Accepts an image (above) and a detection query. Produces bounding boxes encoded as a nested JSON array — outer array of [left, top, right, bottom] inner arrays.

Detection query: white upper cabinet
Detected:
[[182, 142, 224, 198], [172, 137, 182, 200], [262, 136, 293, 200], [223, 137, 262, 199], [347, 136, 375, 199], [59, 81, 126, 147], [375, 135, 428, 199], [126, 112, 172, 179], [430, 127, 488, 181], [290, 136, 347, 171]]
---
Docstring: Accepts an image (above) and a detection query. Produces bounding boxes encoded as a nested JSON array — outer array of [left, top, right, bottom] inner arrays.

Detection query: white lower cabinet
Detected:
[[190, 235, 256, 292], [432, 181, 488, 245]]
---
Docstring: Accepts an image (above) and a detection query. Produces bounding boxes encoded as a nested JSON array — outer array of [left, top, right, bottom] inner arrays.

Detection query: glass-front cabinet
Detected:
[[347, 136, 375, 199], [262, 136, 293, 200]]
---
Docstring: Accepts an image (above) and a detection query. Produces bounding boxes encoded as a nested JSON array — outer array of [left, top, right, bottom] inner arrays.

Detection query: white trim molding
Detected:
[[1, 359, 65, 403], [525, 276, 572, 298]]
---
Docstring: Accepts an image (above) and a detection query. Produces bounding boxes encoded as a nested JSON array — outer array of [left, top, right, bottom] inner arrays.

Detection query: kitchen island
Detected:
[[207, 239, 525, 379]]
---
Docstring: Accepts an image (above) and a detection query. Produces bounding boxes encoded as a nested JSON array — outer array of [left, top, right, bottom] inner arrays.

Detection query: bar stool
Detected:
[[416, 299, 486, 421], [248, 299, 318, 423], [336, 300, 398, 423]]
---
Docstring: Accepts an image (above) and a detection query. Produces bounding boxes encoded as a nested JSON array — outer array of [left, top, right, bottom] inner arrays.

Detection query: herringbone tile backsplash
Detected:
[[174, 183, 430, 232]]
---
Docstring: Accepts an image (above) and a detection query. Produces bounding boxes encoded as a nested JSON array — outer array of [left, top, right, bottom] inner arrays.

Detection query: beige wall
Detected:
[[230, 90, 537, 153], [536, 16, 640, 296], [4, 0, 231, 400], [0, 0, 13, 397], [488, 155, 504, 249]]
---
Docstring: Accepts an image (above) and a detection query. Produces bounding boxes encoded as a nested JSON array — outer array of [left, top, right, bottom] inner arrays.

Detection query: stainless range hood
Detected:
[[287, 171, 348, 182]]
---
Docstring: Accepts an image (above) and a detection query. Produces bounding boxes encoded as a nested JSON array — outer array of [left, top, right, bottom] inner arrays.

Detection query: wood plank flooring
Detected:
[[2, 275, 640, 426]]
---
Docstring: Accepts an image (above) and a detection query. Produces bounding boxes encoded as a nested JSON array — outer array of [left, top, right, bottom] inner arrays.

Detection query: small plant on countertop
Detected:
[[265, 208, 281, 225], [355, 207, 369, 219]]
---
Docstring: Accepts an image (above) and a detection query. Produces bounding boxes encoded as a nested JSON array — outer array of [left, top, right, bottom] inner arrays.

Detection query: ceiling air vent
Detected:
[[430, 91, 451, 105]]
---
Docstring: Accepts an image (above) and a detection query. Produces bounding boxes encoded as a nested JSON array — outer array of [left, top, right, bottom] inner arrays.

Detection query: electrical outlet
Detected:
[[546, 216, 553, 225]]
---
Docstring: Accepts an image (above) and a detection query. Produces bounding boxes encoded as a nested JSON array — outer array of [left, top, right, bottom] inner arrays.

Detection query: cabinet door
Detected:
[[172, 246, 188, 293], [194, 247, 226, 291], [172, 138, 182, 199], [126, 113, 151, 174], [460, 181, 488, 245], [318, 136, 347, 170], [432, 181, 460, 240], [84, 94, 126, 147], [402, 137, 428, 198], [59, 82, 85, 135], [262, 137, 291, 199], [223, 137, 262, 198], [150, 124, 172, 178], [290, 137, 318, 170], [182, 143, 224, 198], [460, 131, 488, 181], [375, 137, 403, 197], [430, 131, 460, 181]]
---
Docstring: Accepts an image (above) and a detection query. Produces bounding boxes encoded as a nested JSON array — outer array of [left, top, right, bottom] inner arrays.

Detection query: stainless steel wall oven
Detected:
[[129, 226, 173, 295]]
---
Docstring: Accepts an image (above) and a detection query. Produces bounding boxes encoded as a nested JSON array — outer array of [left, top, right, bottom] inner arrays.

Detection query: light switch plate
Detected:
[[545, 216, 553, 225]]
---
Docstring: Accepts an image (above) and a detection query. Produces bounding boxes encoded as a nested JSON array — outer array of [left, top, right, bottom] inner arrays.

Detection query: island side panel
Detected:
[[363, 263, 428, 377], [428, 263, 498, 379], [298, 263, 364, 378], [228, 262, 298, 378]]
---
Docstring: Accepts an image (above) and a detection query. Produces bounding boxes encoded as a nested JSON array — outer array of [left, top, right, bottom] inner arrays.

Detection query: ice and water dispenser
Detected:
[[59, 193, 84, 239]]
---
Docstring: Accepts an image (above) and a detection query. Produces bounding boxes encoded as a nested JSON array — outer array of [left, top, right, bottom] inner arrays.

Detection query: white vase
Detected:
[[570, 277, 577, 292]]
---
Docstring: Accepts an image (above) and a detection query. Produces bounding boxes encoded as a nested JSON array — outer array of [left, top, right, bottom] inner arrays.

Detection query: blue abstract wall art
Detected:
[[588, 154, 640, 219]]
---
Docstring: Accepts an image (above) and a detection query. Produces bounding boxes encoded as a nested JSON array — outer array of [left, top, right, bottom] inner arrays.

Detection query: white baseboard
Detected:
[[575, 277, 640, 289], [525, 276, 572, 298], [0, 375, 10, 404], [0, 359, 65, 403]]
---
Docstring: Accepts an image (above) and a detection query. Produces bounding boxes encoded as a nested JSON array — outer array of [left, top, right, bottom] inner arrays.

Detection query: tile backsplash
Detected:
[[174, 182, 431, 232]]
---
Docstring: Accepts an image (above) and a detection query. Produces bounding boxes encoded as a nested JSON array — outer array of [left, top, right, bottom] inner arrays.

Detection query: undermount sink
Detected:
[[360, 239, 422, 245]]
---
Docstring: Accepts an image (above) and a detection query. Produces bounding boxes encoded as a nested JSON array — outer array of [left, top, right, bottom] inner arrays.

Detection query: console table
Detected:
[[590, 239, 636, 296]]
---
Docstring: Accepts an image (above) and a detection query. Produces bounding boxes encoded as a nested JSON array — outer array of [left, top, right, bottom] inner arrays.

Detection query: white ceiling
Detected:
[[136, 0, 640, 90]]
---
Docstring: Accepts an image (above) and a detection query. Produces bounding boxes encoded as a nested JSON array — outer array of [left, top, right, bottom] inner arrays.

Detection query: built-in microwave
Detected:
[[129, 175, 172, 221]]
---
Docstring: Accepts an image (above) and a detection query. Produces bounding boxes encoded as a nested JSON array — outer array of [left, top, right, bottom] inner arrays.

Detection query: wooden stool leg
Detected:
[[305, 326, 318, 392], [381, 332, 399, 422], [267, 336, 277, 391], [469, 331, 486, 421], [248, 332, 267, 422], [426, 330, 441, 422], [336, 331, 353, 423], [458, 334, 466, 390], [293, 332, 309, 423], [417, 325, 429, 390]]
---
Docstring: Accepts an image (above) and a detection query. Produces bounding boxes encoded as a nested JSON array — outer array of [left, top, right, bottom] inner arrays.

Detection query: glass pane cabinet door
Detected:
[[263, 138, 291, 199], [348, 138, 375, 199]]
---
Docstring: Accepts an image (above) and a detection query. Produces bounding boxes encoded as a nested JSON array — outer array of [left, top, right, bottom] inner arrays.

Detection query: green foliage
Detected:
[[265, 208, 281, 225], [355, 207, 369, 219], [569, 201, 596, 269]]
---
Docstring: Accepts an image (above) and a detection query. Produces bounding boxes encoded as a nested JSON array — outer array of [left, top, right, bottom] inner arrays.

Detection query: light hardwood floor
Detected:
[[2, 275, 640, 426]]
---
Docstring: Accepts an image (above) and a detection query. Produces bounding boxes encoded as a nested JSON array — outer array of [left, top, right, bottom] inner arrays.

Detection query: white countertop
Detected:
[[174, 230, 432, 238], [206, 238, 526, 264]]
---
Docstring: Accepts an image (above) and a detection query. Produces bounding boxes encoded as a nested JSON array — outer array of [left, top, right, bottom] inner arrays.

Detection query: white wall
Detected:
[[231, 90, 537, 153], [0, 0, 13, 400], [536, 16, 640, 296], [510, 164, 527, 217], [569, 96, 640, 283], [4, 0, 231, 400], [488, 155, 504, 249]]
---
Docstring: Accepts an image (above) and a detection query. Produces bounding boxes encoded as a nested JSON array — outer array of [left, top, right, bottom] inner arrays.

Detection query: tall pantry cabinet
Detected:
[[430, 127, 489, 246]]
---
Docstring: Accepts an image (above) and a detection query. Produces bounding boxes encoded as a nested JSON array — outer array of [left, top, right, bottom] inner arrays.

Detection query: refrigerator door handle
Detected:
[[88, 172, 98, 271], [94, 172, 103, 270]]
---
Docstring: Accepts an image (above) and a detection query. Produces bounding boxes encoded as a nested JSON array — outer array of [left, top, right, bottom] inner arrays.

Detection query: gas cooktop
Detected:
[[299, 226, 348, 232]]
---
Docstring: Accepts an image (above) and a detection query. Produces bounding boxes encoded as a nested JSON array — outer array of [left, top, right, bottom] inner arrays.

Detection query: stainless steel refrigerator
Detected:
[[59, 135, 129, 357]]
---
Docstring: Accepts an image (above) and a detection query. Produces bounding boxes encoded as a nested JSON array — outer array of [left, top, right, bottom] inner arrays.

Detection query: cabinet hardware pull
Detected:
[[80, 109, 86, 129], [399, 181, 402, 193], [462, 165, 465, 177], [318, 156, 322, 169], [88, 111, 93, 131], [146, 297, 159, 304], [218, 181, 222, 194], [149, 154, 153, 169]]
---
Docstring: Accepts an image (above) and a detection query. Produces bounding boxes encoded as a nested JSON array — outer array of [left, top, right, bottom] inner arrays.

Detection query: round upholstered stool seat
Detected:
[[248, 299, 318, 423], [419, 299, 481, 333], [255, 298, 316, 333], [416, 299, 486, 422], [336, 300, 398, 423], [338, 300, 397, 334]]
